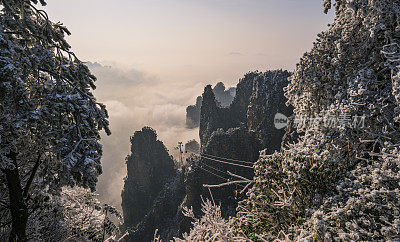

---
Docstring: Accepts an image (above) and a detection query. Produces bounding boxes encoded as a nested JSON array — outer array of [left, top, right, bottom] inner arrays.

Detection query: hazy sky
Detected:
[[45, 0, 333, 86], [42, 1, 334, 209]]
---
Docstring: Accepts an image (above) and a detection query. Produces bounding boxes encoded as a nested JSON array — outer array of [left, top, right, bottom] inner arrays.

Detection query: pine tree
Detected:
[[0, 0, 110, 240]]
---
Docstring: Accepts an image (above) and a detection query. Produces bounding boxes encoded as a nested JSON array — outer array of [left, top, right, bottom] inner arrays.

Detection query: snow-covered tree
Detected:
[[0, 0, 110, 240], [26, 187, 122, 241], [235, 0, 400, 240]]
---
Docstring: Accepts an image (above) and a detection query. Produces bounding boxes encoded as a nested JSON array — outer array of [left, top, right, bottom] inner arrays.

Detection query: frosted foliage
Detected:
[[175, 199, 248, 242], [0, 0, 110, 190], [0, 0, 110, 240], [55, 187, 105, 241], [300, 153, 400, 240], [235, 0, 400, 240], [27, 187, 103, 241], [383, 43, 400, 121], [323, 0, 332, 14], [23, 187, 121, 241]]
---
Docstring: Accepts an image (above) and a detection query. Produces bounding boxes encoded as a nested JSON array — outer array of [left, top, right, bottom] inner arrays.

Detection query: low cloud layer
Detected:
[[89, 62, 202, 209]]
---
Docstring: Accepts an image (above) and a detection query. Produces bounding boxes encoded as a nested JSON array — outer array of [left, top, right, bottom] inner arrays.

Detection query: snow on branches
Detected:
[[26, 187, 122, 241], [175, 198, 248, 242], [0, 0, 110, 191], [235, 0, 400, 240], [0, 0, 110, 240], [167, 1, 400, 240]]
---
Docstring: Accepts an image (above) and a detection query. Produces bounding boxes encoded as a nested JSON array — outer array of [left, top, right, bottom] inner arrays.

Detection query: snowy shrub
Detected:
[[236, 0, 400, 240], [173, 1, 400, 241], [26, 187, 122, 241], [175, 198, 249, 242]]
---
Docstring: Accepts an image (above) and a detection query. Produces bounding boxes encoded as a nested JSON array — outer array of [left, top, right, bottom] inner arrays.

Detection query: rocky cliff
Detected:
[[180, 70, 293, 233], [213, 82, 236, 107], [182, 128, 261, 223], [121, 70, 292, 240], [185, 96, 202, 129], [186, 82, 235, 129], [200, 70, 292, 150], [121, 127, 183, 241], [247, 70, 293, 152], [124, 173, 186, 241]]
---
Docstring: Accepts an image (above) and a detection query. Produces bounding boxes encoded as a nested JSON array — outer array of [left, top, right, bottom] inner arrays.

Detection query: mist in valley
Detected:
[[89, 62, 206, 209]]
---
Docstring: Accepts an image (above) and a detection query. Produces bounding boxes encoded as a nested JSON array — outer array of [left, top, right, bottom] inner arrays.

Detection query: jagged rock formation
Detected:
[[124, 173, 186, 241], [247, 70, 293, 152], [213, 82, 236, 107], [180, 70, 292, 234], [183, 128, 262, 222], [121, 71, 292, 239], [121, 127, 180, 241], [177, 1, 400, 240], [186, 82, 235, 129], [186, 96, 202, 129], [200, 70, 292, 150]]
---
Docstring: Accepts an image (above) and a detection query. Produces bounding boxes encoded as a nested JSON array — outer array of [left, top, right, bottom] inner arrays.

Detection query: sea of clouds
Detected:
[[88, 62, 204, 209]]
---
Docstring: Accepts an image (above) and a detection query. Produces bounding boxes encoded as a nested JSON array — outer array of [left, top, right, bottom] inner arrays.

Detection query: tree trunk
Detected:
[[4, 152, 28, 242]]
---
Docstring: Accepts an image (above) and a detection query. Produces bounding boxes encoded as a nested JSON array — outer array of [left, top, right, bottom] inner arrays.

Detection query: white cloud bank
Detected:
[[89, 62, 202, 209]]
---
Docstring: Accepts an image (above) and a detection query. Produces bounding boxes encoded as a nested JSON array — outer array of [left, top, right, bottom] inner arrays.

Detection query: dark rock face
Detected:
[[213, 82, 236, 107], [183, 128, 262, 221], [124, 174, 186, 241], [200, 70, 292, 152], [186, 96, 202, 129], [121, 127, 178, 240], [247, 70, 293, 153], [186, 82, 235, 129], [180, 70, 292, 231], [199, 73, 256, 147], [121, 71, 292, 239]]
